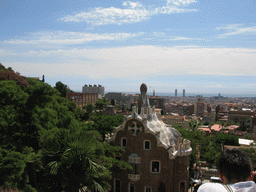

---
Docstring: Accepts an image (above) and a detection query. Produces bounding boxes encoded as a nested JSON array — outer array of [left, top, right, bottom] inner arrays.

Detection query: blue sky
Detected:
[[1, 0, 256, 95]]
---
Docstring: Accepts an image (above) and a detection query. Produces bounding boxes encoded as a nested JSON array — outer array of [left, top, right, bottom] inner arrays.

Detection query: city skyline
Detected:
[[1, 0, 256, 94]]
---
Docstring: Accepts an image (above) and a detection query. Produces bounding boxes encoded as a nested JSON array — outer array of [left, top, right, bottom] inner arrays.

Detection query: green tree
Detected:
[[0, 149, 28, 189], [0, 80, 31, 151], [54, 81, 73, 98], [40, 129, 110, 192], [0, 147, 37, 192], [188, 119, 200, 131], [85, 102, 94, 114], [95, 98, 110, 111], [90, 114, 124, 138], [242, 148, 256, 163], [25, 78, 80, 148], [0, 68, 131, 191], [85, 130, 132, 176], [213, 133, 239, 146], [240, 118, 251, 131], [245, 133, 253, 140], [202, 134, 239, 164], [0, 63, 6, 71], [176, 127, 205, 164]]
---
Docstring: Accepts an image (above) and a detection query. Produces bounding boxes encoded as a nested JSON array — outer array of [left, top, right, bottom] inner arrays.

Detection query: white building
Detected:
[[82, 84, 104, 97]]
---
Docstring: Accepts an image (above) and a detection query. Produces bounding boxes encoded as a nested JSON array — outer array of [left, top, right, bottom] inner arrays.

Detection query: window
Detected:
[[129, 183, 135, 192], [114, 179, 121, 192], [128, 153, 141, 174], [179, 181, 185, 192], [121, 138, 127, 148], [151, 161, 160, 173], [145, 186, 152, 192], [131, 164, 140, 174], [144, 140, 151, 150]]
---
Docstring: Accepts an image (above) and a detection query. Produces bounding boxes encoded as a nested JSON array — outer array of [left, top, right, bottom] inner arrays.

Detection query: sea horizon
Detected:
[[105, 92, 256, 98]]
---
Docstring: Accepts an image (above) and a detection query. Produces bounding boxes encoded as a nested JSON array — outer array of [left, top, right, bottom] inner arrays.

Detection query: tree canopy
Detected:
[[54, 81, 73, 98], [0, 64, 130, 192]]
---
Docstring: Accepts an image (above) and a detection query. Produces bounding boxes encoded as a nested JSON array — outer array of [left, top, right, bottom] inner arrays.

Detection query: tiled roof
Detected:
[[211, 124, 223, 132]]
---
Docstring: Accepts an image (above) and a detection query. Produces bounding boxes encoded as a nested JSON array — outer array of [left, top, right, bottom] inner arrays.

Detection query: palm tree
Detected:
[[41, 129, 110, 192]]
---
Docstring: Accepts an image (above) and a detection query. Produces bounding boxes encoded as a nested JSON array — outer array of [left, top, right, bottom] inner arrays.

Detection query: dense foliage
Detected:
[[90, 114, 124, 139], [0, 65, 130, 192], [175, 122, 240, 165], [54, 81, 74, 98]]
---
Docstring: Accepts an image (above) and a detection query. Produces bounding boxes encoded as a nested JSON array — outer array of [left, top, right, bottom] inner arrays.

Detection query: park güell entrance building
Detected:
[[105, 84, 192, 192]]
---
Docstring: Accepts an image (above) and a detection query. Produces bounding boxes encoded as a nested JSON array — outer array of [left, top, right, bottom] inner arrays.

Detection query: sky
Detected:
[[1, 0, 256, 96]]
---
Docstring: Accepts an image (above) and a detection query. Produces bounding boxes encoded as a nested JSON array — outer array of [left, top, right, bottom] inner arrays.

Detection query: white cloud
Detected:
[[217, 24, 256, 37], [156, 5, 196, 14], [149, 34, 201, 41], [60, 1, 197, 26], [216, 24, 243, 31], [122, 1, 143, 9], [8, 46, 256, 80], [167, 0, 197, 6], [4, 31, 144, 45], [168, 36, 193, 40], [60, 6, 151, 25]]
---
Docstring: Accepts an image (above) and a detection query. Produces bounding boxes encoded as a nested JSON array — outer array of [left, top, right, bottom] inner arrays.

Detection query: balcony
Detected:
[[128, 173, 140, 182]]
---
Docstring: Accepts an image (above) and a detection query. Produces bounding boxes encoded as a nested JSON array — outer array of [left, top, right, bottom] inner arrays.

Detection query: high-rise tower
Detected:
[[175, 89, 177, 97], [183, 89, 185, 97]]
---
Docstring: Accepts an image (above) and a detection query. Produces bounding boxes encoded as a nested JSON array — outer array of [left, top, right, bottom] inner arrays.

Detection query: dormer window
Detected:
[[121, 137, 127, 148], [144, 140, 151, 150]]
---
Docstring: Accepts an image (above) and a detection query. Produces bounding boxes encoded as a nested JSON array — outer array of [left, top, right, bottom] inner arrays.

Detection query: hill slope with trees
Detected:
[[0, 64, 131, 192]]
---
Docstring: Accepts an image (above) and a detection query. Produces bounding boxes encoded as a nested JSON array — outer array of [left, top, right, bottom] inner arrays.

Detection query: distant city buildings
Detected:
[[149, 96, 165, 113], [195, 102, 204, 116], [103, 85, 256, 135], [82, 84, 104, 97], [228, 110, 255, 131], [174, 89, 185, 97], [105, 92, 124, 101]]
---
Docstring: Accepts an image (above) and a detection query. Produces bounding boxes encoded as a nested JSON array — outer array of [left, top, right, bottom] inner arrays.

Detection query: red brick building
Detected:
[[66, 92, 98, 108], [106, 84, 192, 192]]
